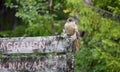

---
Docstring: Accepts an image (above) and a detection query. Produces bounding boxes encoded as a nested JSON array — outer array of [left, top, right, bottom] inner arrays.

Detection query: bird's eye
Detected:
[[68, 19, 72, 22]]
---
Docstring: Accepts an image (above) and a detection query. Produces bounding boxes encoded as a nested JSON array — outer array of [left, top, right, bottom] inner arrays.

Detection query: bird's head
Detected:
[[66, 16, 78, 25]]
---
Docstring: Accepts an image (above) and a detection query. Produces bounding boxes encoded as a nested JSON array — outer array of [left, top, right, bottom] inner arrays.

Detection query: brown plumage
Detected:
[[64, 21, 76, 36], [64, 17, 79, 51]]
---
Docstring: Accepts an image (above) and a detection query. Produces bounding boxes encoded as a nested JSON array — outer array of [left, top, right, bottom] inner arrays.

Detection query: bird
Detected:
[[63, 16, 79, 51]]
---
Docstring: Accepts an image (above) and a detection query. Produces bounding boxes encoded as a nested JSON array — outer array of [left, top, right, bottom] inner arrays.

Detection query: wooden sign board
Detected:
[[0, 36, 74, 54], [0, 55, 74, 72], [0, 36, 75, 72]]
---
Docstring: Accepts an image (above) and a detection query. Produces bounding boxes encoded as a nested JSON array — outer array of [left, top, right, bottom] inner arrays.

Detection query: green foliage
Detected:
[[0, 25, 26, 37], [1, 0, 120, 72], [15, 0, 56, 36], [66, 0, 120, 72], [93, 0, 120, 15], [3, 0, 66, 37]]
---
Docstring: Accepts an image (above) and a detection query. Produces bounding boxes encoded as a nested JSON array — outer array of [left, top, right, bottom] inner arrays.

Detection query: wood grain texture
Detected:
[[0, 36, 75, 72], [0, 36, 75, 54], [0, 55, 74, 72]]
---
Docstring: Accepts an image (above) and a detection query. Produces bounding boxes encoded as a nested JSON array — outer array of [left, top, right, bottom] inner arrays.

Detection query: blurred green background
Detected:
[[0, 0, 120, 72]]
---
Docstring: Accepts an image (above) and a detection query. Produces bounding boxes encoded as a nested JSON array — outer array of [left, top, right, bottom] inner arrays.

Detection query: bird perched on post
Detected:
[[62, 16, 79, 51]]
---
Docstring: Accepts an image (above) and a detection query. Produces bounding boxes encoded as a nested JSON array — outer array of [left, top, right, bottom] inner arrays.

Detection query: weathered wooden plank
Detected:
[[0, 36, 75, 54], [0, 55, 74, 72]]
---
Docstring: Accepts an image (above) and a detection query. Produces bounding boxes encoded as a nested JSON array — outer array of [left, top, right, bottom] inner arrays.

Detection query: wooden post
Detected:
[[0, 36, 75, 72]]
